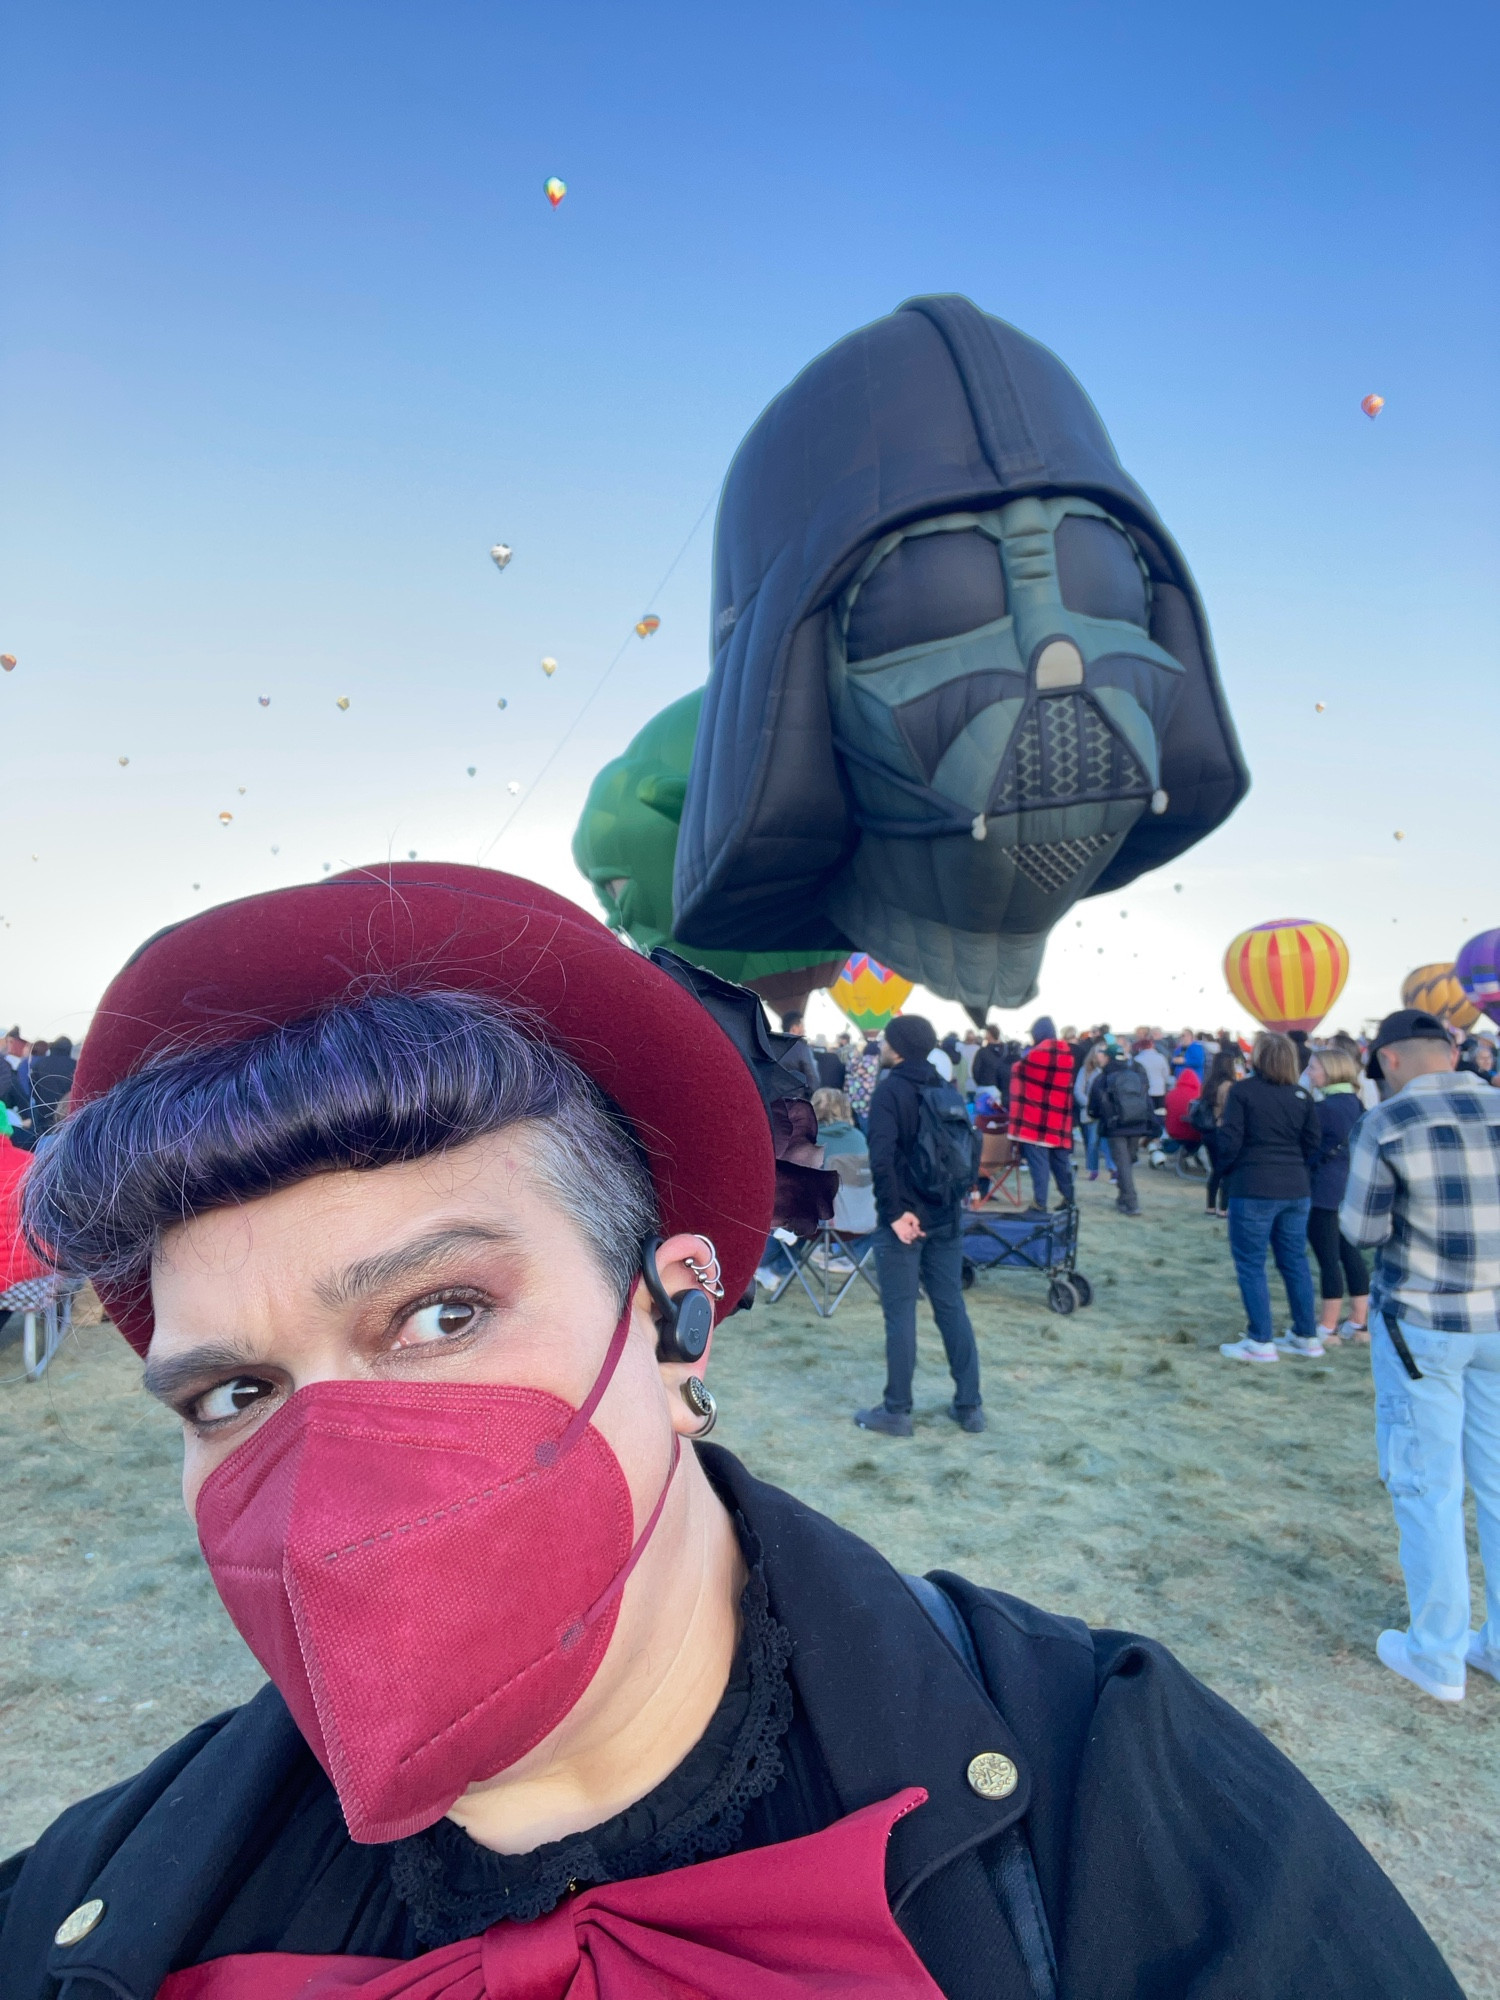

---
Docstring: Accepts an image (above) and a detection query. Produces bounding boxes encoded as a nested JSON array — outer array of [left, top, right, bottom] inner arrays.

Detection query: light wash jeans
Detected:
[[1371, 1313, 1500, 1688]]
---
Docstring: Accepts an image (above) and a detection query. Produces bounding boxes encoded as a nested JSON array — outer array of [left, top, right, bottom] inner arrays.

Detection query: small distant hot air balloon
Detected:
[[829, 952, 914, 1034], [0, 655, 15, 671], [541, 658, 557, 677], [1314, 702, 1326, 713], [635, 616, 661, 639], [507, 780, 521, 795], [271, 845, 280, 854], [467, 766, 476, 777], [258, 695, 270, 707], [1456, 928, 1500, 1026], [1361, 394, 1385, 419], [336, 696, 351, 710], [1224, 919, 1349, 1034], [544, 177, 567, 208], [237, 786, 246, 795], [118, 756, 129, 767], [490, 545, 512, 571], [1401, 963, 1479, 1029], [497, 697, 508, 709], [407, 850, 417, 860], [1393, 830, 1405, 841], [219, 811, 233, 825]]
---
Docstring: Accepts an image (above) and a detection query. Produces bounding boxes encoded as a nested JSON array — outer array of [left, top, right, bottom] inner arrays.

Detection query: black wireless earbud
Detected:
[[640, 1236, 714, 1363]]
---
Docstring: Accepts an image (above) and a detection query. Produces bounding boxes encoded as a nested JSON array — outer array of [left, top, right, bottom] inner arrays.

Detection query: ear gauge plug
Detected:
[[640, 1237, 713, 1363]]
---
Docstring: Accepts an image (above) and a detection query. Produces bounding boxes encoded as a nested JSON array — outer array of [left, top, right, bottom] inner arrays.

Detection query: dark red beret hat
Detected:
[[73, 863, 775, 1356]]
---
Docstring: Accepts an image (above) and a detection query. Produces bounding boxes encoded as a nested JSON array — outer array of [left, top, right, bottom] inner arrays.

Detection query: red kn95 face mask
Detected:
[[195, 1299, 679, 1842]]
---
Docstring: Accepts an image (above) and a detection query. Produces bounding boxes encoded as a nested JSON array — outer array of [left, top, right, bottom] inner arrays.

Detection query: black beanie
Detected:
[[1031, 1015, 1057, 1043], [886, 1015, 937, 1062]]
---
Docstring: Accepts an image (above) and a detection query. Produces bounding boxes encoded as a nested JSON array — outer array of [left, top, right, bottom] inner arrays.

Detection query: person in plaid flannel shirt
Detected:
[[1340, 1008, 1500, 1703], [1006, 1016, 1078, 1212]]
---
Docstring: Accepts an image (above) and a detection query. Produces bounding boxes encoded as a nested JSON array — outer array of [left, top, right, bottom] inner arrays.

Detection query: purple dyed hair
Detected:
[[23, 991, 659, 1308]]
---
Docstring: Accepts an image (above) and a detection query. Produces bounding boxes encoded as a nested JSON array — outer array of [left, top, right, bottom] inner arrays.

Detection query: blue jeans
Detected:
[[1083, 1122, 1103, 1173], [1021, 1142, 1074, 1209], [1227, 1196, 1316, 1343], [1372, 1315, 1500, 1686], [872, 1223, 982, 1415]]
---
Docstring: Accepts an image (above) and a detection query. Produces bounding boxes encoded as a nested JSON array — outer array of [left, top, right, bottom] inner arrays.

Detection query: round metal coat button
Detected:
[[54, 1899, 105, 1946], [966, 1751, 1019, 1800]]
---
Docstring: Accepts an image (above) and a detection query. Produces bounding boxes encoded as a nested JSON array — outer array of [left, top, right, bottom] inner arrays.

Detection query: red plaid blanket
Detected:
[[1006, 1039, 1077, 1147]]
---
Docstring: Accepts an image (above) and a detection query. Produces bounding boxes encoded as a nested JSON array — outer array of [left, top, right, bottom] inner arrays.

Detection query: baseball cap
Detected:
[[1364, 1008, 1450, 1079]]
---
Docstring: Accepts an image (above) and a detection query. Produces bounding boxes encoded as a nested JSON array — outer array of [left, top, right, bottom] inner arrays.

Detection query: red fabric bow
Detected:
[[157, 1789, 942, 1999]]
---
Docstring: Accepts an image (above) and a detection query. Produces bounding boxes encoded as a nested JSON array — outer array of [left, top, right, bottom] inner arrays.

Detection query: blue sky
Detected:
[[2, 0, 1495, 1040]]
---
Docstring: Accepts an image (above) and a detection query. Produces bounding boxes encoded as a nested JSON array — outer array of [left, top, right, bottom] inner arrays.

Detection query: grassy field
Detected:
[[2, 1169, 1494, 1995]]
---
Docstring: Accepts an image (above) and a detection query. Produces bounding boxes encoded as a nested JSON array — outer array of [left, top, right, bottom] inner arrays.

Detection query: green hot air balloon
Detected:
[[573, 690, 840, 1019]]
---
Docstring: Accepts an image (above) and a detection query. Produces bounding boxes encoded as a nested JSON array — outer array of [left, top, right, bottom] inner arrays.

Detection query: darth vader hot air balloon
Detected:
[[671, 295, 1249, 1014]]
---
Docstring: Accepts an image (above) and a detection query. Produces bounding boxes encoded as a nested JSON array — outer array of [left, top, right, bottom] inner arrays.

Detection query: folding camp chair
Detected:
[[974, 1126, 1025, 1208], [757, 1176, 881, 1318], [2, 1273, 83, 1381]]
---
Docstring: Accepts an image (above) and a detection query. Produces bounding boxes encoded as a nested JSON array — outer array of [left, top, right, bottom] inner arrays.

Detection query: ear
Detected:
[[634, 1231, 720, 1434]]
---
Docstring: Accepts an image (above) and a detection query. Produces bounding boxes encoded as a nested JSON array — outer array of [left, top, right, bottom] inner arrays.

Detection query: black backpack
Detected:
[[1101, 1062, 1153, 1135], [910, 1081, 982, 1206]]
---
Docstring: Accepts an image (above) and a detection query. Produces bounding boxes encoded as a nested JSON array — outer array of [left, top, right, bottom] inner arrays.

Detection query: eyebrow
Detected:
[[142, 1339, 269, 1406], [311, 1222, 521, 1309], [142, 1223, 522, 1403]]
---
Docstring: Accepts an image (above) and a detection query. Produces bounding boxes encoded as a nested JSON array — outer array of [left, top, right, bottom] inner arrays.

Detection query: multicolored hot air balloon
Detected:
[[490, 544, 513, 571], [1456, 928, 1500, 1026], [1361, 394, 1385, 419], [0, 655, 15, 671], [1224, 919, 1349, 1034], [635, 615, 661, 638], [1401, 963, 1479, 1029], [829, 953, 914, 1034], [544, 177, 567, 208]]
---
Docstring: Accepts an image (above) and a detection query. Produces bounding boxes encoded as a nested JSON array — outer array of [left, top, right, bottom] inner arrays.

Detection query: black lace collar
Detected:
[[388, 1549, 794, 1947]]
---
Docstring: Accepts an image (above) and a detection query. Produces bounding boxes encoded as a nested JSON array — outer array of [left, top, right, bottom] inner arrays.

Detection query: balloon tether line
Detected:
[[477, 494, 714, 861]]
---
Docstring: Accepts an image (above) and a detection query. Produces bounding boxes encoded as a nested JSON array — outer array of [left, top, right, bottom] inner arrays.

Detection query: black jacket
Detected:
[[1215, 1075, 1321, 1200], [0, 1448, 1457, 2000], [1308, 1091, 1364, 1210], [25, 1052, 75, 1137], [866, 1060, 957, 1232], [970, 1043, 1006, 1091]]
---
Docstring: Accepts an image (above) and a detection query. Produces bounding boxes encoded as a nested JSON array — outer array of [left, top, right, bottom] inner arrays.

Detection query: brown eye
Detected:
[[193, 1376, 275, 1424], [400, 1299, 480, 1345]]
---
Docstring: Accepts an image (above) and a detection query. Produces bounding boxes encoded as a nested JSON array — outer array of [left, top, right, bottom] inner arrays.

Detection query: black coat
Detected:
[[865, 1060, 958, 1232], [970, 1043, 1006, 1091], [1308, 1091, 1364, 1210], [0, 1448, 1457, 2000], [25, 1051, 75, 1136], [1215, 1075, 1321, 1200]]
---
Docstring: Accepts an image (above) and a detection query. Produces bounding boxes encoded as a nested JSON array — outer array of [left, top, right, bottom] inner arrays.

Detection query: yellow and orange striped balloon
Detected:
[[1224, 919, 1349, 1034], [1401, 963, 1479, 1029]]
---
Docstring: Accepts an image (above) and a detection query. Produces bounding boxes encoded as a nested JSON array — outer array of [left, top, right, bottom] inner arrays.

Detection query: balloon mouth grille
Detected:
[[992, 694, 1148, 815], [1011, 834, 1114, 895]]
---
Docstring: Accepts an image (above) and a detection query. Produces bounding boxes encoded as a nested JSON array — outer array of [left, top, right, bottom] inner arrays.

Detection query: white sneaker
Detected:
[[1274, 1332, 1327, 1357], [1466, 1632, 1500, 1682], [1219, 1338, 1278, 1363], [1376, 1629, 1464, 1702], [754, 1266, 780, 1291]]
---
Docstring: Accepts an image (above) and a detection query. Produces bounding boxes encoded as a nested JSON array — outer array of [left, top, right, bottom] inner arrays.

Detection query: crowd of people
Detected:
[[0, 1025, 77, 1151], [781, 1001, 1500, 1708]]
